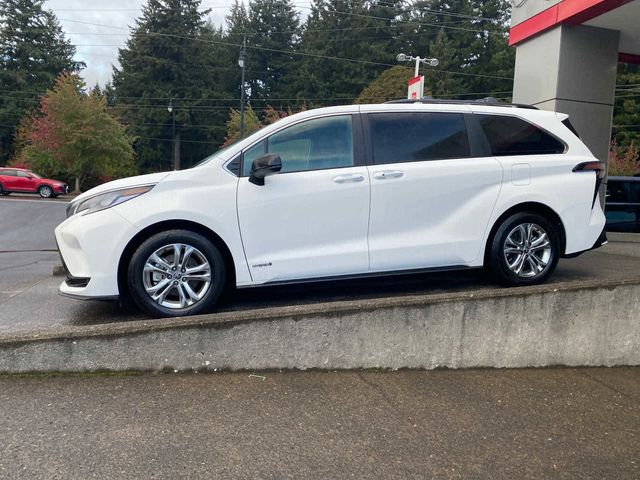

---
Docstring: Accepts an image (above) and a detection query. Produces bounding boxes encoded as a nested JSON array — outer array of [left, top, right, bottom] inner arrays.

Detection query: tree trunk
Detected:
[[74, 177, 80, 193]]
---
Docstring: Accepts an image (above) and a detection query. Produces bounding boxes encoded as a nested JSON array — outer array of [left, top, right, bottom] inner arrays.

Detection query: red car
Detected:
[[0, 167, 68, 198]]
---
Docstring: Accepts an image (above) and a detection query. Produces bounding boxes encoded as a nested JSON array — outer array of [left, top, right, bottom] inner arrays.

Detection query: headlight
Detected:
[[67, 184, 156, 218]]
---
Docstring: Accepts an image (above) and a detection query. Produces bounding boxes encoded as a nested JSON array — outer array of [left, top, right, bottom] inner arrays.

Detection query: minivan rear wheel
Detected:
[[127, 229, 226, 318], [487, 212, 560, 286]]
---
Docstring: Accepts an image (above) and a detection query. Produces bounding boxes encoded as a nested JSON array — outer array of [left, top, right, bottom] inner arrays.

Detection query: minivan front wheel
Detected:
[[127, 230, 226, 318], [487, 212, 560, 286]]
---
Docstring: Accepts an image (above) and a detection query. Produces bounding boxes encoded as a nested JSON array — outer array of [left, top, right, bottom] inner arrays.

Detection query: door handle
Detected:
[[333, 173, 365, 184], [373, 170, 404, 180]]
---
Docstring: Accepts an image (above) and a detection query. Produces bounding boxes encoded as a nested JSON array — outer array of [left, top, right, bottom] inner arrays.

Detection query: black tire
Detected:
[[38, 185, 53, 198], [487, 212, 560, 287], [127, 229, 226, 318]]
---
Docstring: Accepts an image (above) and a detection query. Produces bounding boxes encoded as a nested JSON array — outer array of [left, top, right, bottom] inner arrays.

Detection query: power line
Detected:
[[57, 18, 512, 81], [296, 6, 488, 34]]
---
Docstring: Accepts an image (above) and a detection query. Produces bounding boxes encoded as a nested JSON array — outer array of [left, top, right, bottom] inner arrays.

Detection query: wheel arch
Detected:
[[483, 202, 567, 264], [117, 219, 237, 299]]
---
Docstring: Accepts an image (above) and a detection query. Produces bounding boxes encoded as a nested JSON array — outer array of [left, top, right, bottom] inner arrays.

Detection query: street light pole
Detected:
[[168, 99, 176, 170], [238, 36, 247, 139], [396, 53, 439, 74]]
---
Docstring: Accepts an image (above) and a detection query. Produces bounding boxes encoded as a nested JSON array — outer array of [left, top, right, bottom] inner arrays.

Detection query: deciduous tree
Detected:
[[15, 73, 136, 191], [0, 0, 82, 165]]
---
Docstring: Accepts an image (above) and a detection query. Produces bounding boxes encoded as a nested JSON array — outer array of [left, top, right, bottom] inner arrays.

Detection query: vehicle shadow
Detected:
[[66, 268, 490, 327]]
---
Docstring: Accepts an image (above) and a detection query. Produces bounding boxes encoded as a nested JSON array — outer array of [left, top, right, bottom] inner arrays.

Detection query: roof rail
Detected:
[[384, 96, 538, 110]]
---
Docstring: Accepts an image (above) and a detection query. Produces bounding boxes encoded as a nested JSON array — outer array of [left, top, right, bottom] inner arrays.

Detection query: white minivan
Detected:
[[56, 99, 607, 317]]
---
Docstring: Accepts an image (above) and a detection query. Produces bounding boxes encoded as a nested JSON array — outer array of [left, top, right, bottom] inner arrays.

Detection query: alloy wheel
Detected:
[[142, 243, 212, 310], [503, 223, 552, 278], [40, 186, 52, 198]]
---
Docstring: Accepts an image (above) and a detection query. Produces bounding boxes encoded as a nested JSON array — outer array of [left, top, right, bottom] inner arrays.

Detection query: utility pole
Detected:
[[238, 36, 247, 139], [167, 99, 179, 170]]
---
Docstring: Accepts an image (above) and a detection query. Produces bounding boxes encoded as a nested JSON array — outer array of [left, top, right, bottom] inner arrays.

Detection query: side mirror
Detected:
[[249, 153, 282, 186]]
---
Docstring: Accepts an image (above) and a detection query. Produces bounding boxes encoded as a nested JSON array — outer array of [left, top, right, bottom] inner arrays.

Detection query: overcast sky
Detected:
[[44, 0, 307, 87]]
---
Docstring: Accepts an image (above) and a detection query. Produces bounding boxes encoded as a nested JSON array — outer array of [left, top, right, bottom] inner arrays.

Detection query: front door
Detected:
[[15, 170, 37, 191], [237, 114, 370, 284]]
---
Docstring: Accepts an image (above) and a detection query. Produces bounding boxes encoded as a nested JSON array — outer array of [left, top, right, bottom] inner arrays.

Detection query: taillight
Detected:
[[573, 161, 606, 207], [572, 161, 606, 179]]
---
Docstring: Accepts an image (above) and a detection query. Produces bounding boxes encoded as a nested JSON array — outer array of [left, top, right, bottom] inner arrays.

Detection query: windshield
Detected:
[[195, 141, 238, 167], [28, 171, 41, 179]]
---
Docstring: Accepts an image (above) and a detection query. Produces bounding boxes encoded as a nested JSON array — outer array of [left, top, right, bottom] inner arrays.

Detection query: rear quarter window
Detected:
[[478, 115, 566, 156]]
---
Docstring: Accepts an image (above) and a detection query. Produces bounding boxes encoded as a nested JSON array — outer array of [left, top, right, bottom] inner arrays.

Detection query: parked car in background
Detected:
[[605, 176, 640, 232], [0, 167, 68, 198], [56, 99, 607, 318]]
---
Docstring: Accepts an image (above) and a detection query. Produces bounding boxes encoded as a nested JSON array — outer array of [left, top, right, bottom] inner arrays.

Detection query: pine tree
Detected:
[[613, 63, 640, 148], [0, 0, 83, 165], [113, 0, 231, 172], [293, 0, 407, 106], [246, 0, 301, 101]]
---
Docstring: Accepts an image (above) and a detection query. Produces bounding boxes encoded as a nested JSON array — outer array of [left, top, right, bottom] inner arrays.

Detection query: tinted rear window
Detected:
[[369, 112, 470, 165], [0, 169, 16, 176], [478, 115, 565, 156]]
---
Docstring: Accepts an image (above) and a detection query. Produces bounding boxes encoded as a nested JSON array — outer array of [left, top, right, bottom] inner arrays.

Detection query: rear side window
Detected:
[[478, 115, 565, 156], [0, 169, 16, 176], [368, 112, 470, 165]]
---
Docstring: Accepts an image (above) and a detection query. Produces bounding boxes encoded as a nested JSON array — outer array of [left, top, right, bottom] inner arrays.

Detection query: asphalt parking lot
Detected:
[[2, 195, 640, 335], [1, 368, 639, 480]]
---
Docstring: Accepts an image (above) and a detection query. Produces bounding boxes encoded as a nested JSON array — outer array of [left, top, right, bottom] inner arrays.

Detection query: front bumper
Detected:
[[56, 208, 135, 299], [53, 184, 68, 194]]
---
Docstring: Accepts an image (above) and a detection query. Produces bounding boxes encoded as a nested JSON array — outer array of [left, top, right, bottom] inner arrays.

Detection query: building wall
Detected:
[[512, 24, 619, 162]]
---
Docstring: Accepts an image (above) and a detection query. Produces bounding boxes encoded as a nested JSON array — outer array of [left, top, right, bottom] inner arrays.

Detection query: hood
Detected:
[[72, 171, 172, 203]]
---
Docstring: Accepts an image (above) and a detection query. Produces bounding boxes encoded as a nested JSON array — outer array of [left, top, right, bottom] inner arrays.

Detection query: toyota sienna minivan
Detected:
[[56, 99, 607, 317]]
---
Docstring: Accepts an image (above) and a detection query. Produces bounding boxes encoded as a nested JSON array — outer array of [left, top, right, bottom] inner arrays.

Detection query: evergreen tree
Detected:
[[613, 63, 640, 148], [293, 0, 409, 105], [411, 0, 508, 97], [112, 0, 231, 172], [0, 0, 82, 165], [246, 0, 301, 101]]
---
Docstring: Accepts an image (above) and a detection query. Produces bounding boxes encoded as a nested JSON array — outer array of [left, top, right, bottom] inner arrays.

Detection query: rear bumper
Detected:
[[563, 226, 607, 259], [592, 227, 608, 250]]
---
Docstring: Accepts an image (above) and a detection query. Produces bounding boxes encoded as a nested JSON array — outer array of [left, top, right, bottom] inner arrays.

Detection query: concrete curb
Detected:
[[1, 277, 639, 373]]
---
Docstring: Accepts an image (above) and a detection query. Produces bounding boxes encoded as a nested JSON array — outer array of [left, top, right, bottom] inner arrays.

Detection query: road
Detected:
[[1, 368, 639, 479], [2, 195, 640, 335]]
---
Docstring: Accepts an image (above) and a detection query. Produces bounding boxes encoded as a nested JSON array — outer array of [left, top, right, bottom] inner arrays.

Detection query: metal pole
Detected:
[[414, 57, 420, 77], [239, 36, 246, 139], [169, 99, 176, 170]]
